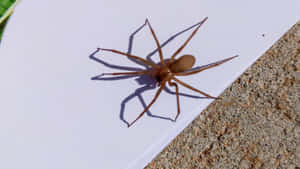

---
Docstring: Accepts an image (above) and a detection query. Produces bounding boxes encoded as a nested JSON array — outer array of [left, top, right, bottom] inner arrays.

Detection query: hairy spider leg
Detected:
[[174, 55, 238, 76], [168, 17, 208, 66], [172, 77, 217, 99], [145, 19, 165, 66], [98, 48, 159, 68], [168, 80, 180, 121], [128, 79, 168, 127]]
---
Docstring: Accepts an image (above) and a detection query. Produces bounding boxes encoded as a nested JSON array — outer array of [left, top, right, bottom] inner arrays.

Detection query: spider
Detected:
[[96, 17, 238, 127]]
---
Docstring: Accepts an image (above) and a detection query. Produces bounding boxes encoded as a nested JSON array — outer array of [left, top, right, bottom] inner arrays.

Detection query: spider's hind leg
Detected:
[[168, 80, 180, 121], [128, 81, 167, 127], [172, 77, 218, 99]]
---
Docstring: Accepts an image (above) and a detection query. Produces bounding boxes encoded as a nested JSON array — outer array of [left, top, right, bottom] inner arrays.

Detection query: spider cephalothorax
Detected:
[[96, 17, 237, 127], [151, 55, 195, 85]]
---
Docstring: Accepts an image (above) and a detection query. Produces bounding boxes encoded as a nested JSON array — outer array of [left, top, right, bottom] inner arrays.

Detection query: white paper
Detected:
[[0, 1, 299, 169]]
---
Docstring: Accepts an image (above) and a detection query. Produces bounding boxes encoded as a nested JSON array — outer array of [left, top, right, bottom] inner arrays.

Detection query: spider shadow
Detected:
[[122, 74, 209, 127], [91, 66, 209, 127], [90, 20, 215, 127]]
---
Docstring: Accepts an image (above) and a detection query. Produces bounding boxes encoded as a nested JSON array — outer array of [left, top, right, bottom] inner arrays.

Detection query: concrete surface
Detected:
[[145, 21, 300, 169]]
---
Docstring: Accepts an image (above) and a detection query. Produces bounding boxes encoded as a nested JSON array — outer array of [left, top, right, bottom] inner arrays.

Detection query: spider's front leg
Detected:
[[168, 17, 208, 65], [144, 19, 165, 66]]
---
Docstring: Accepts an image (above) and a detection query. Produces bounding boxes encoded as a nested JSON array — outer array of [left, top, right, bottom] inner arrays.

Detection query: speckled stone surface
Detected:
[[145, 21, 300, 169]]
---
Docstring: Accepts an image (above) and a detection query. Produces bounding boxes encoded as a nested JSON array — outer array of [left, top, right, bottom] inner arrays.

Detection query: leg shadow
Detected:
[[125, 21, 150, 68], [120, 75, 212, 127]]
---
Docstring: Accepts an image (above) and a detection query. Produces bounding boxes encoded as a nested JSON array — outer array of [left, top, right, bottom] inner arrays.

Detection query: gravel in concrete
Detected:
[[145, 21, 300, 169]]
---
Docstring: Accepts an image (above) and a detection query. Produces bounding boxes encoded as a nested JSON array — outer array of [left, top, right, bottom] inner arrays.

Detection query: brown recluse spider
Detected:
[[97, 17, 238, 127]]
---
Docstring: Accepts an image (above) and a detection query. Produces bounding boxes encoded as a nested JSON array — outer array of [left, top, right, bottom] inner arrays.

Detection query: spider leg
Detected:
[[128, 81, 166, 127], [98, 48, 159, 68], [145, 19, 165, 66], [89, 48, 142, 72], [101, 70, 151, 76], [146, 19, 208, 63], [168, 80, 180, 121], [174, 55, 238, 76], [172, 77, 218, 99], [168, 17, 208, 65]]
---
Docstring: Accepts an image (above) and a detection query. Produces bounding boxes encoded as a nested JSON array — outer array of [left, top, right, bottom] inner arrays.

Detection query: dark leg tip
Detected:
[[232, 55, 239, 59], [127, 122, 133, 128]]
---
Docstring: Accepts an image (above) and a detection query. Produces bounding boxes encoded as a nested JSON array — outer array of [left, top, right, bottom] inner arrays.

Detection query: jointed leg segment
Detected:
[[168, 17, 208, 65], [101, 70, 151, 76], [128, 80, 167, 127], [168, 81, 180, 121], [98, 48, 158, 68], [174, 55, 238, 76], [145, 19, 165, 66], [172, 77, 217, 99]]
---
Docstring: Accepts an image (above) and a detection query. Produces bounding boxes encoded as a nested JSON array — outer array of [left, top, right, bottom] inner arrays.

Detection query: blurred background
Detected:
[[0, 0, 18, 43]]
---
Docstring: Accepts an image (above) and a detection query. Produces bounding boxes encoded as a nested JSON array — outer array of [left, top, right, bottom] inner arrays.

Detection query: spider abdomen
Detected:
[[169, 55, 195, 73]]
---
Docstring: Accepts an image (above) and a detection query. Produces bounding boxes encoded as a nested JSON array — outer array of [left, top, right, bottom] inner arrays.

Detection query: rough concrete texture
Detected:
[[145, 21, 300, 169]]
